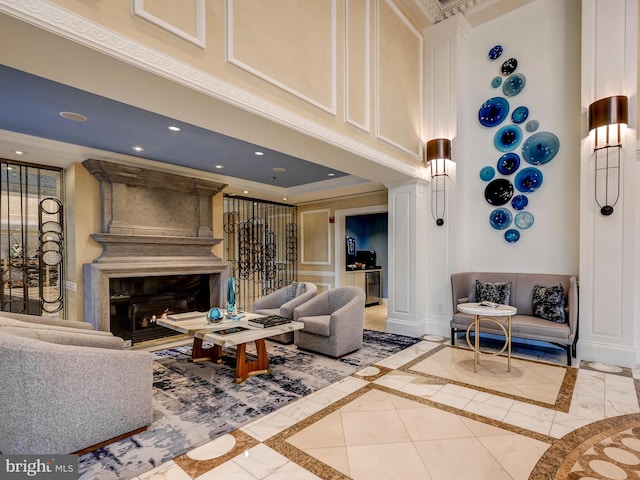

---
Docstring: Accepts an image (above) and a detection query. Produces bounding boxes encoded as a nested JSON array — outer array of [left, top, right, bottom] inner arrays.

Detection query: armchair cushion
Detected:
[[298, 315, 331, 336]]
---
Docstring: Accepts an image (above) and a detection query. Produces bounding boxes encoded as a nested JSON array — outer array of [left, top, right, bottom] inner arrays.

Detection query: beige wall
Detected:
[[64, 163, 102, 321], [297, 190, 387, 288], [48, 0, 424, 167]]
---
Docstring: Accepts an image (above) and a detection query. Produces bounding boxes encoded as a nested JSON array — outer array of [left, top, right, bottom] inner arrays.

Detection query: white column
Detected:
[[422, 15, 470, 337], [385, 179, 430, 337], [579, 0, 638, 366]]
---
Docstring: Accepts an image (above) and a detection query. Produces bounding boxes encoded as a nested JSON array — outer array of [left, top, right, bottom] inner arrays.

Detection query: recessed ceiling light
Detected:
[[132, 145, 144, 152], [59, 111, 87, 122], [254, 151, 264, 156], [273, 167, 286, 173], [14, 150, 24, 155], [243, 190, 249, 194], [215, 165, 224, 169], [328, 173, 335, 177], [283, 197, 287, 201], [168, 126, 181, 132]]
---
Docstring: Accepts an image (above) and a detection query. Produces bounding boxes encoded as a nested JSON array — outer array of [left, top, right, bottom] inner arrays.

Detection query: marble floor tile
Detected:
[[134, 341, 640, 480]]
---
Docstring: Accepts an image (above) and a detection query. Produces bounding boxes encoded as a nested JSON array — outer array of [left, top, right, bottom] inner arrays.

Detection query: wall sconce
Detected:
[[588, 95, 628, 216], [425, 138, 452, 226]]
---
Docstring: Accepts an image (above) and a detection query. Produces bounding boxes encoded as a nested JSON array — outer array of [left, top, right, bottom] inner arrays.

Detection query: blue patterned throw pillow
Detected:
[[532, 284, 566, 323], [475, 280, 511, 305]]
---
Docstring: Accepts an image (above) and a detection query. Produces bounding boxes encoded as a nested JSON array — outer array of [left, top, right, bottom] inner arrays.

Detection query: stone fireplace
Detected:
[[82, 159, 229, 344]]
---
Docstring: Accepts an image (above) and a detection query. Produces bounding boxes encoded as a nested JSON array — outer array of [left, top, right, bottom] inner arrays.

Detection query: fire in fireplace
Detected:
[[109, 274, 211, 344]]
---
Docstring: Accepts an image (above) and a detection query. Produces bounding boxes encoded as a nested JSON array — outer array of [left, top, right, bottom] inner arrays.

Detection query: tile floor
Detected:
[[131, 332, 640, 480]]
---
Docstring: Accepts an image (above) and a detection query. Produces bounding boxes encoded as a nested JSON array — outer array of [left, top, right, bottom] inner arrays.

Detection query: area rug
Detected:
[[78, 330, 421, 480]]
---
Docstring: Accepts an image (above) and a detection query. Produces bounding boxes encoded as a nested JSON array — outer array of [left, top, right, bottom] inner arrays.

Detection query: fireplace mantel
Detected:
[[82, 159, 230, 335], [83, 159, 227, 238]]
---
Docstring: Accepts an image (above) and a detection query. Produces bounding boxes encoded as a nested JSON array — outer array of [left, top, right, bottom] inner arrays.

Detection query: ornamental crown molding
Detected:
[[0, 0, 422, 180], [420, 0, 487, 24]]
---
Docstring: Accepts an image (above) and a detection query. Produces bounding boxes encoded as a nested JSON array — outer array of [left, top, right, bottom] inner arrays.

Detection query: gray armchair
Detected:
[[293, 286, 365, 357], [0, 315, 153, 454], [254, 281, 317, 343]]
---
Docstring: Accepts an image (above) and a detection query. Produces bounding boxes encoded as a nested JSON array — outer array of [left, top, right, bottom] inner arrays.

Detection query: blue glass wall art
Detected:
[[502, 73, 526, 97], [477, 43, 560, 243], [525, 120, 539, 132], [514, 167, 543, 193], [488, 45, 503, 60], [497, 152, 520, 175], [489, 208, 512, 230], [494, 125, 523, 152], [501, 58, 518, 75], [522, 132, 560, 165], [478, 97, 510, 127], [514, 211, 535, 229], [504, 229, 520, 243], [484, 178, 514, 205], [480, 166, 496, 181], [511, 194, 529, 210], [511, 106, 529, 124]]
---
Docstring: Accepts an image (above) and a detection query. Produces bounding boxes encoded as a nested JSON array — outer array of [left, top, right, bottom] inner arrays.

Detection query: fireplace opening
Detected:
[[109, 274, 211, 344]]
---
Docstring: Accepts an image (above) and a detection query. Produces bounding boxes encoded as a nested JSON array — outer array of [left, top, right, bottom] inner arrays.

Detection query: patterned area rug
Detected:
[[78, 330, 420, 480]]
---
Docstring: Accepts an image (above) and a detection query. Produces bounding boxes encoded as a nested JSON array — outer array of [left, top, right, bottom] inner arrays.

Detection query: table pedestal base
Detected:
[[191, 337, 271, 383], [465, 315, 512, 373]]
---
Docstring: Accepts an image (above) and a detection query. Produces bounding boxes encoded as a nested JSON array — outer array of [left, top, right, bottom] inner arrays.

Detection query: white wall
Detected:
[[459, 0, 581, 275]]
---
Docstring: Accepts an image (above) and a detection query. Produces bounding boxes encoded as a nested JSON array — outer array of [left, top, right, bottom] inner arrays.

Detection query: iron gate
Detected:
[[0, 161, 64, 315], [223, 195, 297, 311]]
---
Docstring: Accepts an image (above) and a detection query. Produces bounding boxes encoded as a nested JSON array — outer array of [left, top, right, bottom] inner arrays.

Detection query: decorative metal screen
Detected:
[[223, 195, 297, 312], [0, 161, 64, 315]]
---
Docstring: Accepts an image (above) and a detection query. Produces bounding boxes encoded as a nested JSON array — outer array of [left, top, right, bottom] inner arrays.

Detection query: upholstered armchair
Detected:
[[253, 281, 317, 343], [293, 286, 365, 357]]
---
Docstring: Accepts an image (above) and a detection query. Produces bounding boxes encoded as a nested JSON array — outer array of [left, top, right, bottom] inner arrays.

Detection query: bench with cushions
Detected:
[[450, 272, 578, 365]]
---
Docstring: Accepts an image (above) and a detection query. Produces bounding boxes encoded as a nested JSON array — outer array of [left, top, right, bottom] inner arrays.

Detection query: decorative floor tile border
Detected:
[[397, 344, 577, 412], [173, 430, 259, 478], [264, 382, 555, 480], [530, 413, 640, 480]]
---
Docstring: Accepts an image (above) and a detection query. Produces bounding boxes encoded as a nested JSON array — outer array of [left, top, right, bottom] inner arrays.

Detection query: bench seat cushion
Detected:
[[452, 312, 571, 343]]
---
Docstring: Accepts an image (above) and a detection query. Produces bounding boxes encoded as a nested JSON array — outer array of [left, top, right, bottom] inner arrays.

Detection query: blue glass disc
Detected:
[[479, 166, 495, 181], [502, 73, 526, 97], [496, 152, 520, 175], [489, 208, 512, 230], [484, 179, 513, 206], [522, 131, 560, 165], [478, 97, 510, 127], [501, 58, 518, 75], [494, 125, 523, 152], [511, 106, 529, 124], [511, 194, 529, 210], [504, 229, 520, 243], [514, 167, 543, 193], [514, 211, 535, 229], [491, 76, 502, 88], [525, 120, 539, 132], [488, 45, 503, 60]]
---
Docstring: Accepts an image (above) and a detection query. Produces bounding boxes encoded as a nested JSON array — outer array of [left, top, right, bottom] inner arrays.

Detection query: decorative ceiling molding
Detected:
[[0, 0, 424, 181], [420, 0, 487, 24]]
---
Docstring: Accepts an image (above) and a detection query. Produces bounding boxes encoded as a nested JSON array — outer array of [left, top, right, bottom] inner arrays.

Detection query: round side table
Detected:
[[456, 302, 517, 373]]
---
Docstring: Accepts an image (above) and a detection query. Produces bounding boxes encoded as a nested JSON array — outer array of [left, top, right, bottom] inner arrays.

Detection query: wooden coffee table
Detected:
[[157, 312, 304, 383]]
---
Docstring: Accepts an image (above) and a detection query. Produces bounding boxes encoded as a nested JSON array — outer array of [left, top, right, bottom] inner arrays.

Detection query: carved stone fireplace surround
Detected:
[[82, 159, 230, 336]]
